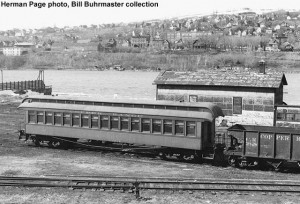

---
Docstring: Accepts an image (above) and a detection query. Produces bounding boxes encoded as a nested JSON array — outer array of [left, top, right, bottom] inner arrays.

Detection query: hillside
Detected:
[[1, 9, 300, 72]]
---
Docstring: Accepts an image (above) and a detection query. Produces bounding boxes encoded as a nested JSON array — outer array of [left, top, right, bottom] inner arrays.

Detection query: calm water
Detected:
[[1, 70, 300, 105]]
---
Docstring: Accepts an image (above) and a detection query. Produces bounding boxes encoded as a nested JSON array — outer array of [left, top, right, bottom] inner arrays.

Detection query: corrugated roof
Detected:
[[153, 70, 287, 88]]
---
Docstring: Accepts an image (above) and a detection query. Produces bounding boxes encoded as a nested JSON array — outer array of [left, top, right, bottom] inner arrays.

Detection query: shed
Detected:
[[153, 69, 287, 126]]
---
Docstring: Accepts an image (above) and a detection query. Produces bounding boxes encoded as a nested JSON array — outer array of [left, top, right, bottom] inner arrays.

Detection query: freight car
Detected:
[[18, 96, 224, 161], [225, 124, 300, 170]]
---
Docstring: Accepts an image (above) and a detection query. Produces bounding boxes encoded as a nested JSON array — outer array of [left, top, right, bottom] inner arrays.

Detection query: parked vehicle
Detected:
[[18, 96, 300, 170], [225, 124, 300, 170], [18, 96, 223, 161]]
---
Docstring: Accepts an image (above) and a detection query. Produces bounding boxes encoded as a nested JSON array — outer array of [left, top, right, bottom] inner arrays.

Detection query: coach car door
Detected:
[[201, 121, 212, 150]]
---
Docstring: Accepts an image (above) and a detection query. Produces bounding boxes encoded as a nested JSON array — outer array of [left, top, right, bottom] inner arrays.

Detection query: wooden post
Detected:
[[1, 70, 3, 90]]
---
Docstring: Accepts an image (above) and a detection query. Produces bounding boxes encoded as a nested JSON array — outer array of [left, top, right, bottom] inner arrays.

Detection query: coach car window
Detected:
[[121, 117, 129, 130], [186, 121, 196, 137], [144, 105, 154, 109], [131, 117, 139, 132], [54, 113, 62, 125], [155, 105, 165, 109], [177, 107, 188, 111], [45, 112, 53, 125], [37, 111, 44, 124], [111, 116, 119, 130], [81, 114, 89, 128], [141, 118, 150, 132], [166, 106, 177, 110], [72, 114, 80, 127], [152, 119, 161, 134], [91, 115, 99, 128], [286, 113, 294, 121], [295, 114, 300, 122], [188, 107, 199, 111], [28, 111, 36, 123], [63, 113, 71, 126], [276, 112, 285, 121], [163, 120, 173, 135], [100, 115, 109, 129], [175, 120, 184, 136]]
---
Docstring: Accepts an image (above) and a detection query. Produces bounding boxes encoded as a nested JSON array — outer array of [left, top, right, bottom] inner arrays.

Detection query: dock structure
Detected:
[[0, 70, 52, 95]]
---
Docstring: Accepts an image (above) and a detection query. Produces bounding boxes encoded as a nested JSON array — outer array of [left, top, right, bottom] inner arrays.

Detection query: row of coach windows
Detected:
[[277, 112, 300, 122], [28, 111, 196, 137]]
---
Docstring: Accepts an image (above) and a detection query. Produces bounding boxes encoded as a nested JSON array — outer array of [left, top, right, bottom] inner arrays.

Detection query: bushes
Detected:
[[0, 56, 27, 69], [1, 50, 300, 71]]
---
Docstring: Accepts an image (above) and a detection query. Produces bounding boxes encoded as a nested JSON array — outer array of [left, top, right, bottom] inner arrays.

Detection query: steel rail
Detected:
[[1, 176, 300, 194], [2, 175, 300, 185]]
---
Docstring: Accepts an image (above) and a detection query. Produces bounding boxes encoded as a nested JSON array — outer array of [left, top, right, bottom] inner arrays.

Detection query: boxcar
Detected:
[[225, 124, 300, 169], [18, 97, 224, 159]]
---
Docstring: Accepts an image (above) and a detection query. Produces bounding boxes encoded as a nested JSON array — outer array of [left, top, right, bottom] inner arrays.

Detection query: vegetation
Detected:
[[1, 50, 300, 71]]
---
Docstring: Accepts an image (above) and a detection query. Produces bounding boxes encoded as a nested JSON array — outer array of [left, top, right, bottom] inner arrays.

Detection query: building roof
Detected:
[[14, 42, 35, 47], [153, 70, 287, 88]]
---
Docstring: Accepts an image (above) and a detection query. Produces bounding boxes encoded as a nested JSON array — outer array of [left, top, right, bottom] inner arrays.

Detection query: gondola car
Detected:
[[225, 124, 300, 170], [18, 96, 224, 160]]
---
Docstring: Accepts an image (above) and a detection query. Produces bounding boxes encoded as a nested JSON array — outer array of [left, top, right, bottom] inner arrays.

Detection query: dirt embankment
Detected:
[[1, 94, 300, 203]]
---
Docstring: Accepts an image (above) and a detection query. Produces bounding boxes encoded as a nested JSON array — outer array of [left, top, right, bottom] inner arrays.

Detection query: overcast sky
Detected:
[[0, 0, 299, 30]]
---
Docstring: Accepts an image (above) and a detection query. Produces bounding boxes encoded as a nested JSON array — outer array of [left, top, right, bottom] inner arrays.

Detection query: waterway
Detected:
[[1, 70, 300, 105]]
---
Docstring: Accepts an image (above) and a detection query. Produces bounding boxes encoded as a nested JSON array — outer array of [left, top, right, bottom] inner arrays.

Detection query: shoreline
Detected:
[[3, 66, 300, 73]]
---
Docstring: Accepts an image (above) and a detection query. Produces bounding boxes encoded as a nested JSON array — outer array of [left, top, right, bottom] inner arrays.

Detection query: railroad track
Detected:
[[1, 176, 300, 197]]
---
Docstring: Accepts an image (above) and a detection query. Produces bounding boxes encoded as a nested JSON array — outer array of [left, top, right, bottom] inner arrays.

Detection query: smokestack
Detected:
[[259, 59, 266, 74]]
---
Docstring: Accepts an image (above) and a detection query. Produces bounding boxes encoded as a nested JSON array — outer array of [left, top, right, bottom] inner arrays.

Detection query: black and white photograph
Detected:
[[1, 0, 300, 203]]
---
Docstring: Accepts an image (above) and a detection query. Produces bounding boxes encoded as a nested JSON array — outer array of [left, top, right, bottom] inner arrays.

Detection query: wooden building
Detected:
[[153, 67, 287, 127], [149, 38, 170, 50], [130, 36, 150, 48], [2, 47, 23, 56]]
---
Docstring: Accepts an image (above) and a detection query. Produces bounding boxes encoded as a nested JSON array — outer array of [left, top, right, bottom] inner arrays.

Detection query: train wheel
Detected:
[[158, 152, 166, 160], [238, 160, 248, 169], [32, 137, 41, 147], [48, 141, 61, 148], [228, 156, 238, 167], [176, 154, 184, 161]]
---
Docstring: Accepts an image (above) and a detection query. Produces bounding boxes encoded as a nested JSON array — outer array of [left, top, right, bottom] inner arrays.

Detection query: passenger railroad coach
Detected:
[[18, 96, 224, 160]]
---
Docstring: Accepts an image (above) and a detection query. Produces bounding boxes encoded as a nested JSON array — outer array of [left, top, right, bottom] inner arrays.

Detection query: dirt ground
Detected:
[[1, 93, 300, 203]]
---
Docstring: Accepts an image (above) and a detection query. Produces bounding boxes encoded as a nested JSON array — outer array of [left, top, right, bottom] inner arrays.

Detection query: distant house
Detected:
[[279, 41, 293, 51], [120, 39, 131, 47], [149, 38, 170, 50], [266, 38, 279, 51], [2, 47, 24, 56], [166, 31, 212, 43], [172, 39, 185, 50], [97, 38, 117, 52], [265, 28, 273, 35], [130, 35, 150, 48], [15, 31, 25, 37], [76, 39, 91, 44]]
